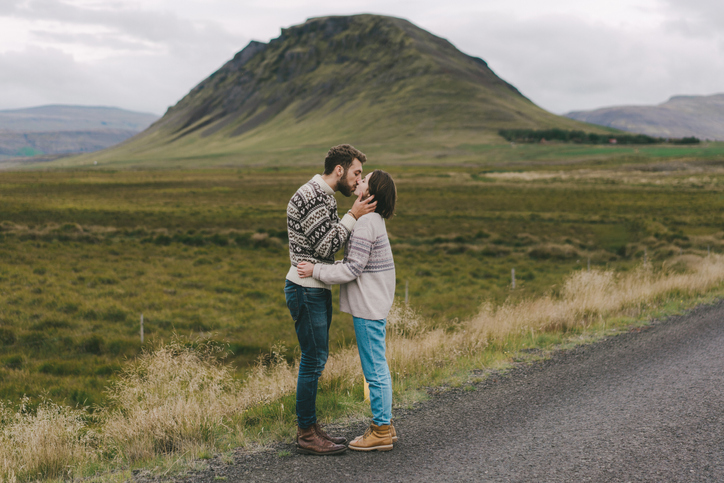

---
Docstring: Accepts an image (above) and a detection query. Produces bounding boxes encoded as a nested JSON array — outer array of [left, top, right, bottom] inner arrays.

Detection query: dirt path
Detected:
[[168, 300, 724, 482]]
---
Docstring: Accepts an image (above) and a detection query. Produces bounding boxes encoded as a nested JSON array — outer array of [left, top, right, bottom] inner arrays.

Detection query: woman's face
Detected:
[[354, 172, 372, 198]]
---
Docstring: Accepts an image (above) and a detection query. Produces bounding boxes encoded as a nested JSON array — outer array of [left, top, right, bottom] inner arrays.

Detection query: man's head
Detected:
[[323, 144, 367, 197]]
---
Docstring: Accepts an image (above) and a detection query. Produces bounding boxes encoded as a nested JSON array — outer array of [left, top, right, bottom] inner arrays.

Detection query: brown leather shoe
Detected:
[[348, 423, 393, 452], [313, 423, 347, 445], [297, 425, 347, 455]]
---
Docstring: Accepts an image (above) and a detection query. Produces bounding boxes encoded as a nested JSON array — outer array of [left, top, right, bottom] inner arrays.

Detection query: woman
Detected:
[[297, 169, 398, 452]]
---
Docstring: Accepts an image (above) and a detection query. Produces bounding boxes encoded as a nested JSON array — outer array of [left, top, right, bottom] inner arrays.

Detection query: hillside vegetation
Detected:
[[1, 144, 724, 408], [1, 161, 724, 479], [0, 142, 724, 478], [55, 14, 606, 169]]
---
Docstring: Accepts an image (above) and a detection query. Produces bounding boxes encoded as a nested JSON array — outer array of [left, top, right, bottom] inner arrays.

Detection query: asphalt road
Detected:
[[174, 300, 724, 482]]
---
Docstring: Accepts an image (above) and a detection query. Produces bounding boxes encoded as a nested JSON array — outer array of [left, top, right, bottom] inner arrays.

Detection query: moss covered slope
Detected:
[[72, 15, 603, 167]]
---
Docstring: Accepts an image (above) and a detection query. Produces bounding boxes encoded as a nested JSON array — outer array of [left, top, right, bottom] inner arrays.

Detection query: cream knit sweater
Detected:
[[313, 212, 395, 320]]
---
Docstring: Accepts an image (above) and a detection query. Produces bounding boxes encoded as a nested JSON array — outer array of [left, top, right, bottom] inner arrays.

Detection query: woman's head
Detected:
[[356, 169, 396, 219]]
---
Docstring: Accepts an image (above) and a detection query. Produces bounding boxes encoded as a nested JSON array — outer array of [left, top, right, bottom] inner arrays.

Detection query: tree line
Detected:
[[499, 128, 700, 145]]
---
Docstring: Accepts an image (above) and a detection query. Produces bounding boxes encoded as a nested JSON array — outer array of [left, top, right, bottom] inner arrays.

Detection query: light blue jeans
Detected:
[[353, 316, 392, 426]]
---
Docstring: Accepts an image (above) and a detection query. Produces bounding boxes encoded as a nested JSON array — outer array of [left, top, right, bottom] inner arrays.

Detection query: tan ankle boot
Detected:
[[348, 423, 393, 452], [351, 423, 398, 444], [297, 425, 347, 455]]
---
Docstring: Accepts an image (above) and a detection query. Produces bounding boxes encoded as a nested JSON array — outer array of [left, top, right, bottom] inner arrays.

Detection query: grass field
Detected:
[[1, 143, 724, 411], [1, 143, 724, 480]]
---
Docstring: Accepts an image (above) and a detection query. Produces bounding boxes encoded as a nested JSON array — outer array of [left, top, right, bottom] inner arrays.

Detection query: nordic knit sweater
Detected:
[[286, 174, 357, 289], [312, 212, 396, 320]]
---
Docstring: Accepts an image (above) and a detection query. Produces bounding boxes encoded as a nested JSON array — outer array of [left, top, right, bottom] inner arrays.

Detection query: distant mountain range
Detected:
[[0, 105, 159, 159], [76, 14, 604, 167], [565, 94, 724, 141]]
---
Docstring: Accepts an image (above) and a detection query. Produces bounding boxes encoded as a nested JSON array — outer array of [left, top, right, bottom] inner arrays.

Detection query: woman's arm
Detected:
[[299, 223, 374, 284]]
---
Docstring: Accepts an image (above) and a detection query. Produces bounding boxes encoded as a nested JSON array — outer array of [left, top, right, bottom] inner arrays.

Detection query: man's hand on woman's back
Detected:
[[297, 262, 315, 278]]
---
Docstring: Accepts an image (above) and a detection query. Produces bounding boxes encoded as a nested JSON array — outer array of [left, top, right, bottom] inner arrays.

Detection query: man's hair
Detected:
[[368, 170, 397, 219], [323, 144, 366, 175]]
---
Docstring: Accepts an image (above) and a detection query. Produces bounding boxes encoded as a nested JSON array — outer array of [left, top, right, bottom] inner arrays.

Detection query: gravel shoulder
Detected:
[[153, 300, 724, 482]]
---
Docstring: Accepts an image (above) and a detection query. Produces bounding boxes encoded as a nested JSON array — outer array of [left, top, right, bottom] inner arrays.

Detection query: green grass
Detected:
[[0, 149, 723, 410]]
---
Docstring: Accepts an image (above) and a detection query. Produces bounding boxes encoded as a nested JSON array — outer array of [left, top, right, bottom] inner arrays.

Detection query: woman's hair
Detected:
[[368, 170, 397, 219]]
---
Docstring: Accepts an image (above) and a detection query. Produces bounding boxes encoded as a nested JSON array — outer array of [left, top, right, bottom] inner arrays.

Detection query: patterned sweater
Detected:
[[313, 213, 396, 320], [286, 174, 356, 289]]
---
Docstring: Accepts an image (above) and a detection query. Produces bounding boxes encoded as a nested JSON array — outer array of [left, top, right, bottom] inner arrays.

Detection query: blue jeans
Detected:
[[353, 316, 392, 426], [284, 280, 332, 429]]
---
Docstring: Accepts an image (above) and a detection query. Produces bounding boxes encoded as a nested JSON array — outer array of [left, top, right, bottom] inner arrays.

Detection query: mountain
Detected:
[[0, 105, 159, 159], [73, 14, 602, 167], [565, 94, 724, 141]]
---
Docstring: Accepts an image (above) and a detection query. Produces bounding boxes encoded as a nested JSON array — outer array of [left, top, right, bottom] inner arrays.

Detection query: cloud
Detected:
[[661, 0, 724, 36], [6, 0, 245, 58], [0, 42, 243, 114], [423, 9, 724, 113], [0, 0, 722, 115], [0, 0, 249, 113], [30, 30, 157, 52]]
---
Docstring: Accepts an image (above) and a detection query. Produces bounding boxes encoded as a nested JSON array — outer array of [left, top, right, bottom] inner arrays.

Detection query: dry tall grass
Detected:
[[1, 255, 723, 481], [101, 340, 242, 462], [469, 255, 724, 341], [0, 398, 97, 482]]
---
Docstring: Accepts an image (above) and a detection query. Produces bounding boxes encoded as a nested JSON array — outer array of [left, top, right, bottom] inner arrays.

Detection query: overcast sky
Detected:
[[0, 0, 722, 115]]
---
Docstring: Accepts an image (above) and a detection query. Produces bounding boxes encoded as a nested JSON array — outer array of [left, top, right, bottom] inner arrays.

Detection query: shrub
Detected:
[[3, 355, 23, 370], [153, 235, 172, 246], [95, 364, 121, 376], [208, 234, 228, 246], [174, 234, 205, 246], [58, 302, 79, 314], [78, 335, 105, 355], [0, 328, 16, 346], [107, 338, 137, 356], [18, 331, 48, 349], [31, 319, 73, 330], [38, 361, 82, 376], [188, 320, 211, 332], [528, 244, 579, 260], [101, 308, 128, 323]]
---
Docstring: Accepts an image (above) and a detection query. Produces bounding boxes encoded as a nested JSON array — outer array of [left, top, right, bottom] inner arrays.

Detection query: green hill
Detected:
[[62, 14, 606, 168]]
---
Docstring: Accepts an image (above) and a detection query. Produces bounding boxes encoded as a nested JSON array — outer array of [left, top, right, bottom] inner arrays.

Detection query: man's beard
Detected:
[[335, 169, 355, 197]]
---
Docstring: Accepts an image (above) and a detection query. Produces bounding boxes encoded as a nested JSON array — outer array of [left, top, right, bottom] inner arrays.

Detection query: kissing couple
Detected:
[[285, 144, 398, 454]]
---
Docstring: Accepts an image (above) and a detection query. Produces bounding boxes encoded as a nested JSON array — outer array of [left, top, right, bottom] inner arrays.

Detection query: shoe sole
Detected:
[[348, 443, 394, 452], [296, 446, 347, 455]]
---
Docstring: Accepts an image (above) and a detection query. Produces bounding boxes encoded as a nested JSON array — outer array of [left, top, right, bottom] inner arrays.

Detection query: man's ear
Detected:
[[336, 165, 343, 177]]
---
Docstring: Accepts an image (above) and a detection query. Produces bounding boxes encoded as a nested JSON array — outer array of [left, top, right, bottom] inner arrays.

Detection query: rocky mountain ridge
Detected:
[[0, 105, 159, 159], [565, 94, 724, 141]]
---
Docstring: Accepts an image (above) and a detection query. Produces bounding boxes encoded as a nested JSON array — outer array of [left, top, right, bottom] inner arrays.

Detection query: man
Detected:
[[285, 144, 377, 455]]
